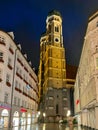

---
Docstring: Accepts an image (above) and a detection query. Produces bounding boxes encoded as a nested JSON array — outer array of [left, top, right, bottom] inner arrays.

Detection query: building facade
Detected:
[[74, 11, 98, 129], [38, 10, 73, 122], [0, 31, 39, 129]]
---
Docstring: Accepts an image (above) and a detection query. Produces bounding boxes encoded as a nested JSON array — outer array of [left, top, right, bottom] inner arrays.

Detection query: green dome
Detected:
[[48, 10, 62, 18]]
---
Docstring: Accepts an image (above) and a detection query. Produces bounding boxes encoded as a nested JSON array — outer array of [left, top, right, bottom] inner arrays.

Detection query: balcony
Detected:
[[15, 87, 22, 93], [0, 78, 2, 82], [9, 48, 14, 54], [6, 81, 11, 87], [0, 58, 4, 63], [8, 64, 13, 70]]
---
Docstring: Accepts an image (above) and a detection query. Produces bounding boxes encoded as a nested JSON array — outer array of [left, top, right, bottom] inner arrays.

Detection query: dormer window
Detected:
[[0, 36, 5, 43]]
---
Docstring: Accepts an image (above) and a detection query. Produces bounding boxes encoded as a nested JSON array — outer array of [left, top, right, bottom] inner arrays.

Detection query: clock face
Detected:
[[55, 38, 59, 42]]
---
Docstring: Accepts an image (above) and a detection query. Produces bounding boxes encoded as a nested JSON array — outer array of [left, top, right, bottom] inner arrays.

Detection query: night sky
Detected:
[[0, 0, 98, 69]]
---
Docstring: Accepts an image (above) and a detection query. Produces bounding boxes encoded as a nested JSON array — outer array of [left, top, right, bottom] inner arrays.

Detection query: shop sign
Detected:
[[20, 108, 27, 112], [0, 103, 11, 110]]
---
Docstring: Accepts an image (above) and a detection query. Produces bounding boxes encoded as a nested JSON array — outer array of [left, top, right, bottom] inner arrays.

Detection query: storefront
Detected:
[[20, 112, 26, 130], [32, 111, 36, 123], [13, 111, 19, 127], [0, 109, 9, 128], [26, 113, 31, 130]]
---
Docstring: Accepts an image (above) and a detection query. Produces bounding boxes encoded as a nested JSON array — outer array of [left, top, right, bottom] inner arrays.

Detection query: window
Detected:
[[18, 98, 20, 106], [49, 107, 53, 109], [6, 74, 10, 82], [8, 57, 12, 68], [56, 104, 58, 114], [9, 44, 14, 54], [4, 93, 9, 103], [48, 35, 51, 42], [96, 57, 98, 68], [0, 69, 2, 79], [96, 21, 98, 27], [16, 66, 19, 73], [14, 96, 17, 105], [0, 52, 3, 60], [63, 89, 67, 91], [55, 26, 59, 32], [22, 100, 24, 107], [48, 25, 51, 33], [0, 36, 5, 43], [19, 83, 21, 90], [49, 97, 53, 100], [57, 95, 59, 98], [15, 80, 18, 88]]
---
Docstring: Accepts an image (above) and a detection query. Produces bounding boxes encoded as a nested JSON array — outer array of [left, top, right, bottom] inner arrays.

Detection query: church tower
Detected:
[[38, 10, 70, 122]]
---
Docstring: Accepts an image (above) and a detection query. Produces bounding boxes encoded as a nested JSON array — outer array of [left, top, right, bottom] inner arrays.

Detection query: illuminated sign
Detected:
[[0, 103, 11, 110], [20, 108, 27, 112]]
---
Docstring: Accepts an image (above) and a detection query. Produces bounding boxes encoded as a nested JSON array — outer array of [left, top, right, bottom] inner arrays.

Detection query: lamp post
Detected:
[[43, 113, 46, 123], [8, 48, 18, 130]]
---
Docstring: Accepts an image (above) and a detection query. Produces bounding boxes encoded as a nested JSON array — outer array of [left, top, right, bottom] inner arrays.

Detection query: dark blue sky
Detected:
[[0, 0, 98, 69]]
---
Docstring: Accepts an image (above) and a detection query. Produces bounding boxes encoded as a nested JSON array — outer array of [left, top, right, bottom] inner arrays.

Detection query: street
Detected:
[[0, 123, 82, 130]]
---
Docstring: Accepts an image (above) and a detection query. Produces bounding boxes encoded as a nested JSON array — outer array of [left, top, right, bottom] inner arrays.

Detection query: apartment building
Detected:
[[0, 30, 39, 129]]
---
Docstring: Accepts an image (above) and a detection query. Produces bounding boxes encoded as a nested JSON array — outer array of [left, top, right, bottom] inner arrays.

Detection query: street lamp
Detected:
[[43, 113, 46, 123], [67, 110, 71, 117]]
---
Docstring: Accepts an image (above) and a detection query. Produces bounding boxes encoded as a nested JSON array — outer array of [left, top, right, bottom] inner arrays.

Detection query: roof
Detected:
[[48, 10, 62, 18]]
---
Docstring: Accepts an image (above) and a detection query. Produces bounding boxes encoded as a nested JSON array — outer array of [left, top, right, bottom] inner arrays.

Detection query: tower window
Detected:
[[56, 104, 58, 114], [48, 25, 51, 33], [55, 26, 59, 32], [48, 35, 51, 42]]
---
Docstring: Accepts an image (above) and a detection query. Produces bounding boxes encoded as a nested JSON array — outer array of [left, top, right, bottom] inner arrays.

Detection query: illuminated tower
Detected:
[[38, 10, 70, 122]]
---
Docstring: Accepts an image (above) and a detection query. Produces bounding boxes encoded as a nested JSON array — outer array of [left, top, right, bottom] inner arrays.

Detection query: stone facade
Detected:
[[74, 11, 98, 129], [38, 10, 77, 122]]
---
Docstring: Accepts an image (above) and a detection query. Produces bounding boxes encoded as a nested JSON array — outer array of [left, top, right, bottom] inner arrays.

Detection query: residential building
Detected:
[[74, 11, 98, 129], [0, 30, 39, 129]]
